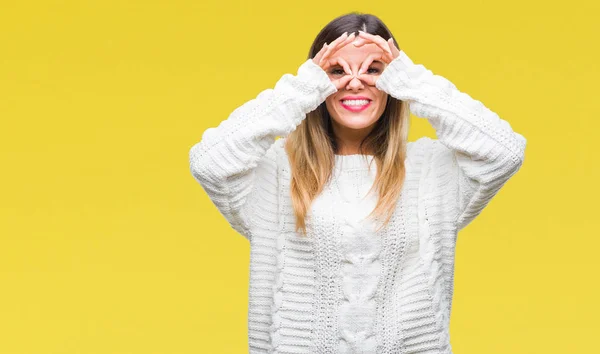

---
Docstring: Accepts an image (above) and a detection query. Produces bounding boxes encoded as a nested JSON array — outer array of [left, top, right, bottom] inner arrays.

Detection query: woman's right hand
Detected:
[[312, 32, 356, 90]]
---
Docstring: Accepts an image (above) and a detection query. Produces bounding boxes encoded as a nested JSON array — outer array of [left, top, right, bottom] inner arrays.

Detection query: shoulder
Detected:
[[408, 137, 457, 180], [258, 137, 285, 162], [271, 137, 287, 162], [408, 136, 434, 152], [409, 136, 454, 161], [247, 138, 284, 184], [260, 137, 288, 174], [407, 136, 436, 166], [408, 136, 450, 154]]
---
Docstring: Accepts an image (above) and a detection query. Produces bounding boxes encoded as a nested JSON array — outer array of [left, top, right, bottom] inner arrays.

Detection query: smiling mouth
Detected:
[[340, 99, 372, 112]]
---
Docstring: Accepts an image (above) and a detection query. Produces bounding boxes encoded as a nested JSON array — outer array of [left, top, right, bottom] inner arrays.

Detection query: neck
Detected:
[[331, 122, 375, 155]]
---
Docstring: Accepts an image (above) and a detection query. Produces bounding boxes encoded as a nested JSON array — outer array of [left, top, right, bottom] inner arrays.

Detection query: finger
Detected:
[[313, 42, 327, 64], [358, 52, 387, 75], [319, 32, 349, 65], [335, 56, 352, 76], [354, 35, 393, 62], [357, 53, 373, 76], [323, 32, 355, 62], [352, 37, 367, 47], [365, 46, 394, 65], [387, 38, 401, 58], [337, 32, 356, 49], [322, 55, 352, 76], [358, 31, 394, 58], [334, 74, 354, 90], [320, 38, 343, 65], [322, 33, 355, 65], [318, 42, 328, 58], [357, 73, 377, 87]]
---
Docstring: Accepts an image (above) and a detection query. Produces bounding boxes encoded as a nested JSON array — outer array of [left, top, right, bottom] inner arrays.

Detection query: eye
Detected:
[[330, 67, 380, 75]]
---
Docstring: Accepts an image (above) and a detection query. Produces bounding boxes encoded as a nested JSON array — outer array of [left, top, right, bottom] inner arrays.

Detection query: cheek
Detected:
[[323, 101, 333, 121], [325, 97, 338, 114], [377, 94, 389, 111]]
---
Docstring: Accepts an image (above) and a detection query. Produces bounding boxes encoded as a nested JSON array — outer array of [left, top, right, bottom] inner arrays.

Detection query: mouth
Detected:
[[340, 99, 372, 112]]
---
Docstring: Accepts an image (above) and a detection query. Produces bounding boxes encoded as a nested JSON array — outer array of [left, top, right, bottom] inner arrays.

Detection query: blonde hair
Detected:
[[285, 12, 411, 236], [286, 96, 410, 236]]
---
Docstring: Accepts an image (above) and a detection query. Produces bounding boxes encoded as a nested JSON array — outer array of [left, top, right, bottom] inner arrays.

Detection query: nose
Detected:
[[346, 75, 365, 90]]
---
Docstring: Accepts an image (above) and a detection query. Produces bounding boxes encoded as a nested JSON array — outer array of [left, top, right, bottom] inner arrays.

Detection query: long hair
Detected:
[[285, 12, 410, 235]]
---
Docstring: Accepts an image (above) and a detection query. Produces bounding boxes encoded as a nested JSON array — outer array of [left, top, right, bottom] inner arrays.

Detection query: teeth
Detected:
[[341, 99, 370, 106]]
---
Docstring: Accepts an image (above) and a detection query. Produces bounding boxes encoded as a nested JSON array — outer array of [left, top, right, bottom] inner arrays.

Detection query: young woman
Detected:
[[189, 12, 526, 354]]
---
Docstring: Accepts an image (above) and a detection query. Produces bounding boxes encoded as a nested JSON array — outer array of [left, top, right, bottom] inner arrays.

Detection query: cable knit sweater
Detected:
[[189, 50, 527, 353], [330, 154, 382, 352]]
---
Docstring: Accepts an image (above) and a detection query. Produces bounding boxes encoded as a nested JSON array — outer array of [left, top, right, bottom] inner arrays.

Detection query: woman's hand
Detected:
[[312, 32, 357, 90], [352, 31, 402, 86]]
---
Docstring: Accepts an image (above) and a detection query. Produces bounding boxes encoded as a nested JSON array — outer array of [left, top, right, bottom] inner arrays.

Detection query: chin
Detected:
[[325, 98, 385, 130], [335, 115, 379, 129]]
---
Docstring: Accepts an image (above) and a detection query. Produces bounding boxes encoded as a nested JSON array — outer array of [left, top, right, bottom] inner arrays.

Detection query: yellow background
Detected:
[[1, 0, 598, 353]]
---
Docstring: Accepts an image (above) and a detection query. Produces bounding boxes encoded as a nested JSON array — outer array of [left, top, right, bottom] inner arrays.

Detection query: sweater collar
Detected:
[[333, 154, 376, 171]]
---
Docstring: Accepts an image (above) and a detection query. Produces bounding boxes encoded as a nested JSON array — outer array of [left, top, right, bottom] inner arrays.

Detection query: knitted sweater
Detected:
[[330, 154, 382, 352], [189, 50, 527, 353]]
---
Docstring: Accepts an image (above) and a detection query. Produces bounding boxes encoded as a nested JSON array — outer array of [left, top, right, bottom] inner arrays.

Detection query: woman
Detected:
[[189, 12, 526, 354]]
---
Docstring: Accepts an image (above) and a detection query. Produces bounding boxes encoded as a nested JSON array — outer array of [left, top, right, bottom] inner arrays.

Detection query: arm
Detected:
[[376, 50, 527, 231], [189, 59, 337, 241]]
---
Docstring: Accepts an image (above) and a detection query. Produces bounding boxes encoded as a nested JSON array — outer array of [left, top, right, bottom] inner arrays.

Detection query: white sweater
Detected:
[[189, 50, 527, 353], [330, 154, 382, 353]]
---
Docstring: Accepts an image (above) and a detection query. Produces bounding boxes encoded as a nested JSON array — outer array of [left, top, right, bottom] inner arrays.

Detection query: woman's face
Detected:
[[324, 41, 388, 135]]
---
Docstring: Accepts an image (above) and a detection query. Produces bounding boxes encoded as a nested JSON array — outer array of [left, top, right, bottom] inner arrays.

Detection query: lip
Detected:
[[340, 96, 372, 112], [340, 101, 371, 112], [340, 95, 371, 101]]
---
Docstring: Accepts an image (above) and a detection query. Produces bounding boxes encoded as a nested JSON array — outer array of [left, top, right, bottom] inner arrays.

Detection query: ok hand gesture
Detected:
[[351, 31, 402, 86], [312, 32, 357, 90]]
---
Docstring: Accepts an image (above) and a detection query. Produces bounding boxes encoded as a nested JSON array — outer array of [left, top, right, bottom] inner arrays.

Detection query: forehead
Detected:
[[330, 42, 385, 65]]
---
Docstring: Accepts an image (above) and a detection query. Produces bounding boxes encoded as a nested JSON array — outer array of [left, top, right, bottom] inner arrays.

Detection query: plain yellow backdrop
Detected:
[[1, 0, 598, 353]]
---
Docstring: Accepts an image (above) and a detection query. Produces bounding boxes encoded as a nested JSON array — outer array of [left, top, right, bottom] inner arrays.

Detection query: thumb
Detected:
[[358, 74, 377, 87], [334, 74, 354, 90]]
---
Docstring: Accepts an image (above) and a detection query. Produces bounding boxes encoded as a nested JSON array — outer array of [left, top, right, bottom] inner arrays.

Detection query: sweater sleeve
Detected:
[[189, 59, 337, 241], [376, 50, 527, 231]]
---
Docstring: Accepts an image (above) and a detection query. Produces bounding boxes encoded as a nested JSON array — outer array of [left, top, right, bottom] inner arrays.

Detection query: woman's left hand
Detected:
[[352, 31, 401, 86]]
